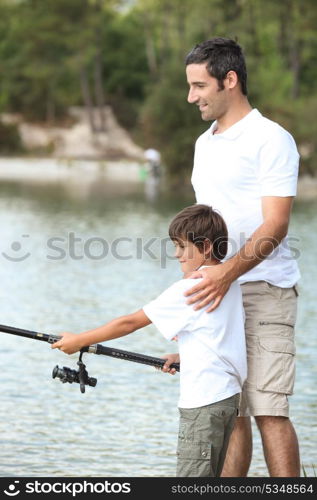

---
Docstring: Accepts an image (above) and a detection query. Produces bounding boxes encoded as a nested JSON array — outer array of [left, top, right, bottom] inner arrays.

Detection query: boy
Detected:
[[52, 204, 246, 477]]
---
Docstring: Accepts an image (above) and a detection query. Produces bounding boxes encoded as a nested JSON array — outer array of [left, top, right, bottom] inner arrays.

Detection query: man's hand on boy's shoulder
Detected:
[[183, 264, 234, 313]]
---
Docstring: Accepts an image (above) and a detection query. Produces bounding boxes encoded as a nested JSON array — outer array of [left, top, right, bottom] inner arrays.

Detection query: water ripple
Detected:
[[0, 183, 316, 477]]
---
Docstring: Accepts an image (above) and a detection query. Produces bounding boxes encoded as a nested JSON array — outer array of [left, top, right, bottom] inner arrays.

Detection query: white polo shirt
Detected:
[[143, 274, 246, 409], [191, 109, 300, 287]]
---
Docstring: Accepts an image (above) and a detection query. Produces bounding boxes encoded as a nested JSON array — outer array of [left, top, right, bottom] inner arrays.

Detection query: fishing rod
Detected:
[[0, 324, 180, 393]]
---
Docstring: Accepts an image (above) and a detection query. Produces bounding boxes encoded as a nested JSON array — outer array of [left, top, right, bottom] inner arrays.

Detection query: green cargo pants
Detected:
[[176, 393, 239, 477]]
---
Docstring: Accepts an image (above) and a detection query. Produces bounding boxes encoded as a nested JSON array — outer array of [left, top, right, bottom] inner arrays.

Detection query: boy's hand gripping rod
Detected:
[[0, 324, 180, 393]]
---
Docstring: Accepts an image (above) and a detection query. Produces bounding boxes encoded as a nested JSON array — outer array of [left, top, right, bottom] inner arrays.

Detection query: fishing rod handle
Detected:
[[94, 343, 180, 372]]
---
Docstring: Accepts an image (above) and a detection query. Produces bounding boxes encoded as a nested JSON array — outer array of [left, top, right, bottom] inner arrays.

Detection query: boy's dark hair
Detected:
[[185, 37, 248, 96], [169, 204, 228, 261]]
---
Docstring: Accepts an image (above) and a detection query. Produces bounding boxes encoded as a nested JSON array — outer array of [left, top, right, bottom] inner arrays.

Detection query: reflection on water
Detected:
[[0, 171, 316, 477]]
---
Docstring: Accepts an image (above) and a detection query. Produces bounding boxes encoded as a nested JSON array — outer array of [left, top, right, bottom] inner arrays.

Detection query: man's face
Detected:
[[186, 63, 228, 121]]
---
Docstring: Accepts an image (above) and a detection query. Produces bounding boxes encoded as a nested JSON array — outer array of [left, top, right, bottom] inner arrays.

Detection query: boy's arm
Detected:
[[51, 309, 151, 355]]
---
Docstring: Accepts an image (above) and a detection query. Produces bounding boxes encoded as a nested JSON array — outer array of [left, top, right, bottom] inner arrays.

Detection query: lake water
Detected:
[[0, 164, 316, 477]]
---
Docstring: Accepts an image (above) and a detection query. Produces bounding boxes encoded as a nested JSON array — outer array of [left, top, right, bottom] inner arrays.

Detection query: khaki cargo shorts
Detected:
[[239, 280, 298, 417], [176, 394, 240, 477]]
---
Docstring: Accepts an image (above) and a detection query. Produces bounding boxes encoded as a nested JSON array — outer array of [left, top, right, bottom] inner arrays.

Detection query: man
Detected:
[[164, 38, 300, 477]]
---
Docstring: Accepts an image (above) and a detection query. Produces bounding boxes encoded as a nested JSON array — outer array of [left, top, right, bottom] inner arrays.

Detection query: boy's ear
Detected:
[[203, 239, 213, 258]]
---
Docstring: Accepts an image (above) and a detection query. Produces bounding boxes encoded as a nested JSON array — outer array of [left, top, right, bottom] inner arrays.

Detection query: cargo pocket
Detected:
[[176, 442, 212, 477], [256, 338, 296, 394], [178, 407, 199, 442]]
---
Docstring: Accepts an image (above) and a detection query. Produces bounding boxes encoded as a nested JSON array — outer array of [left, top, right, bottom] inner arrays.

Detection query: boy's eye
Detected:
[[173, 241, 184, 249]]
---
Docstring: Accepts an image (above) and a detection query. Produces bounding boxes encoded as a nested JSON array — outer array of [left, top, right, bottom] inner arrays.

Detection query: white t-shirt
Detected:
[[191, 109, 300, 287], [143, 275, 246, 409]]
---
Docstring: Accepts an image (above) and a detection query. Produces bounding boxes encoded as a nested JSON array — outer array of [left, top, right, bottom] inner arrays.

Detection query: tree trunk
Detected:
[[287, 0, 301, 99], [142, 11, 158, 78], [46, 91, 55, 125], [175, 1, 187, 58], [94, 48, 106, 132], [80, 66, 96, 133], [93, 0, 106, 132], [160, 1, 171, 75], [289, 39, 301, 99], [247, 0, 261, 58]]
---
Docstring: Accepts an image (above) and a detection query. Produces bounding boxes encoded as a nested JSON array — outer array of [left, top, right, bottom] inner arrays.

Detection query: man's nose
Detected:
[[187, 87, 198, 104]]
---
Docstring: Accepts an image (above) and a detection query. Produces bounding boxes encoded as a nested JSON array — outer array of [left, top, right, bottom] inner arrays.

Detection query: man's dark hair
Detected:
[[185, 37, 248, 95], [169, 204, 228, 261]]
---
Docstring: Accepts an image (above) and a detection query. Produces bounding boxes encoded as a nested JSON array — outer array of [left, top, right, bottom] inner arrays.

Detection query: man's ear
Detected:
[[226, 70, 239, 90]]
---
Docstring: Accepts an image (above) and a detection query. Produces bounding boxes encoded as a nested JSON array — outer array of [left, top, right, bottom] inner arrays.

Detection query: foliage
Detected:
[[0, 0, 316, 175], [139, 62, 206, 182], [0, 121, 24, 154]]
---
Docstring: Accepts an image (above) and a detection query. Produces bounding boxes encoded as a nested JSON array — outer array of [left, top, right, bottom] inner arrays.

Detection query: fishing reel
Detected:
[[52, 350, 97, 393]]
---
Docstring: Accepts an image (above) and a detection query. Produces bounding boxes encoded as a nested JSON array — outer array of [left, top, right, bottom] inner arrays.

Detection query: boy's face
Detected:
[[173, 239, 206, 275]]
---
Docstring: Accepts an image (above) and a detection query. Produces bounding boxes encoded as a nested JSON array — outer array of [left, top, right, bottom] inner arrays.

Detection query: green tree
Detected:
[[137, 0, 317, 177], [0, 0, 78, 121], [0, 0, 317, 176]]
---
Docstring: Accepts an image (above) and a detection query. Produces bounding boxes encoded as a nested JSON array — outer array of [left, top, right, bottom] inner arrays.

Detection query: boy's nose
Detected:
[[174, 248, 182, 259]]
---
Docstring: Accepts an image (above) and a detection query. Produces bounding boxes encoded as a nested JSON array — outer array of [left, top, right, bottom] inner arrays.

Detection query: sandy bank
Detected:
[[0, 157, 143, 185], [295, 175, 317, 200], [1, 107, 145, 162]]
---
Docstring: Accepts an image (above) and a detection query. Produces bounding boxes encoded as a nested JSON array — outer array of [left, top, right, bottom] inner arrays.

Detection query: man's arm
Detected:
[[51, 309, 151, 354], [185, 196, 294, 312]]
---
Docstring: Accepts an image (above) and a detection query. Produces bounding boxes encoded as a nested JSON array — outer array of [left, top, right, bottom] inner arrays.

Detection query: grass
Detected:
[[302, 464, 316, 477]]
